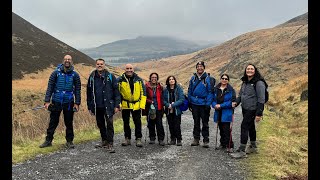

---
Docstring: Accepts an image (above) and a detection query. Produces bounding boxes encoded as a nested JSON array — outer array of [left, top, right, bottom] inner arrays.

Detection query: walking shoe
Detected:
[[245, 145, 258, 154], [169, 139, 176, 145], [202, 142, 209, 148], [136, 138, 143, 147], [230, 150, 247, 159], [106, 144, 115, 153], [66, 141, 75, 149], [39, 141, 52, 148], [176, 140, 182, 146], [95, 140, 108, 148], [159, 140, 165, 146], [149, 140, 155, 144], [121, 138, 131, 146], [191, 139, 200, 146]]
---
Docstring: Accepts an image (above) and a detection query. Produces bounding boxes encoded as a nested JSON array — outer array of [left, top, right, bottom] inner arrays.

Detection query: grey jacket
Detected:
[[236, 80, 266, 115]]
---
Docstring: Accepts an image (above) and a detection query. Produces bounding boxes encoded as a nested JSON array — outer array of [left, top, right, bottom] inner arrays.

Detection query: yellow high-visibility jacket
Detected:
[[118, 73, 146, 110]]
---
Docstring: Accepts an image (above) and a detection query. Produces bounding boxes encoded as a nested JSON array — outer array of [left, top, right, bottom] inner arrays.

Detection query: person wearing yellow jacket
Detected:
[[118, 64, 147, 147]]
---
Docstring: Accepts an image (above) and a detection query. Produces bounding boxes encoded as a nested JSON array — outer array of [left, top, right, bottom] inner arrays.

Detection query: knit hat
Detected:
[[196, 61, 205, 69]]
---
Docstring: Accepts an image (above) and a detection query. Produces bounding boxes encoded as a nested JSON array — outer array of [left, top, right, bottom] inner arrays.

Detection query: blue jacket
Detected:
[[212, 83, 236, 123], [163, 84, 184, 116], [187, 72, 214, 106], [86, 70, 121, 117], [44, 64, 81, 105]]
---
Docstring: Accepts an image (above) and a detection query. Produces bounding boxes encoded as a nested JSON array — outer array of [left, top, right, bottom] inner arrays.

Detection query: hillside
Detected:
[[133, 12, 308, 94], [80, 36, 217, 64], [12, 12, 95, 79]]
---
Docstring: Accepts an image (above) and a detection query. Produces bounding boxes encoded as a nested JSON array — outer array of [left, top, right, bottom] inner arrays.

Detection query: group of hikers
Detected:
[[39, 54, 267, 159]]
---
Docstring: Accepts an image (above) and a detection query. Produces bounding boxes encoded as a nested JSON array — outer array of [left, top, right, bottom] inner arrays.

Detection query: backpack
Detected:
[[191, 73, 216, 91], [179, 94, 189, 111], [149, 104, 156, 119], [253, 79, 269, 103]]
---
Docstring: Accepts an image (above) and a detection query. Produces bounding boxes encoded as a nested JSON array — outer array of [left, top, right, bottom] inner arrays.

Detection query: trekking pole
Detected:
[[214, 120, 219, 150], [21, 105, 46, 113], [166, 114, 169, 144], [227, 114, 234, 154], [145, 114, 149, 143]]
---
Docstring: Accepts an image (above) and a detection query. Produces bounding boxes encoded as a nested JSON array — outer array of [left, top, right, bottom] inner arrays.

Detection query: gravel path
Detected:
[[12, 108, 248, 180]]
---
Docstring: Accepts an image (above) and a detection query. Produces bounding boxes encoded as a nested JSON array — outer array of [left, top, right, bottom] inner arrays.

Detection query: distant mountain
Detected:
[[12, 12, 94, 80], [80, 36, 218, 64]]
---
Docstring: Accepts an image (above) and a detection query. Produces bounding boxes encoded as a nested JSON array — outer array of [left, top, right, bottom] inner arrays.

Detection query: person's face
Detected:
[[196, 64, 205, 74], [96, 60, 105, 72], [125, 64, 134, 77], [220, 75, 229, 85], [246, 65, 255, 78], [150, 74, 158, 84], [63, 55, 72, 68], [169, 77, 175, 85]]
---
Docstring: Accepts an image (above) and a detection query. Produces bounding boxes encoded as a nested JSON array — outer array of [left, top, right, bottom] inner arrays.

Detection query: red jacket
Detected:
[[143, 81, 164, 115]]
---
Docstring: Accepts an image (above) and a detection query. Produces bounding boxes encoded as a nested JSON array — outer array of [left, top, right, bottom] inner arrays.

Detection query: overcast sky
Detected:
[[12, 0, 307, 49]]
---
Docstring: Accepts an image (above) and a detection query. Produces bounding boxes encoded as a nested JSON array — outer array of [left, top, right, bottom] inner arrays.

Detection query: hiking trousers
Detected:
[[122, 109, 142, 140], [240, 108, 256, 145], [148, 110, 165, 141], [45, 102, 74, 142], [96, 107, 114, 144], [166, 113, 182, 141], [191, 104, 210, 142]]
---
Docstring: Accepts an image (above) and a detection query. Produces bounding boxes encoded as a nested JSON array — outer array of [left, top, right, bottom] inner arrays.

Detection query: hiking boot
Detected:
[[225, 148, 234, 153], [169, 139, 176, 145], [149, 140, 155, 144], [245, 145, 258, 154], [121, 138, 131, 146], [202, 141, 209, 148], [95, 140, 108, 148], [176, 140, 182, 146], [230, 150, 247, 159], [66, 141, 75, 149], [159, 140, 165, 146], [191, 139, 200, 146], [39, 141, 52, 148], [136, 138, 143, 147], [106, 144, 115, 153], [215, 145, 226, 150]]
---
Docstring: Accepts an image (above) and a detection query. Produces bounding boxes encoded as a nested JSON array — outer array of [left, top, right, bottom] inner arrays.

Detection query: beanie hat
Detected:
[[196, 61, 205, 69]]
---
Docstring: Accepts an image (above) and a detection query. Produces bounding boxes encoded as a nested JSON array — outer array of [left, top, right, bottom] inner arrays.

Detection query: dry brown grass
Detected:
[[12, 64, 123, 144]]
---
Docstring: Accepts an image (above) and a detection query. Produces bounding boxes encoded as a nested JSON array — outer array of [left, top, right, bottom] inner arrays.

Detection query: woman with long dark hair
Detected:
[[230, 63, 267, 158], [163, 76, 184, 146]]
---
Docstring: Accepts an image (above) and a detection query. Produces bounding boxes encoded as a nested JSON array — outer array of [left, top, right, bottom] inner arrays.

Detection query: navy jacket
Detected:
[[86, 70, 121, 117], [44, 64, 81, 105]]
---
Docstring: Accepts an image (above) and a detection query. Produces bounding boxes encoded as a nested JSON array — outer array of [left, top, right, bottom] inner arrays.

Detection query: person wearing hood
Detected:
[[40, 54, 81, 149], [87, 58, 121, 153], [118, 64, 147, 147]]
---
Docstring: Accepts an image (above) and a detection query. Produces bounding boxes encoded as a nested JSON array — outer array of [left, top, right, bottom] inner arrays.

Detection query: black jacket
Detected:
[[86, 70, 121, 117]]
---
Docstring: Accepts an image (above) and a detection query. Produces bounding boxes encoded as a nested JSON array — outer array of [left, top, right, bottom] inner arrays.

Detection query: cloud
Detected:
[[12, 0, 308, 49]]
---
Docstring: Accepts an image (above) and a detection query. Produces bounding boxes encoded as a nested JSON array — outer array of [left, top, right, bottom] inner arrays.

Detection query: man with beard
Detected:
[[39, 54, 81, 149]]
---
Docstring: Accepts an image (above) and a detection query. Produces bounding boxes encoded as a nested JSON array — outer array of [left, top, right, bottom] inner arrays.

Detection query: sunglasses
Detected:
[[221, 78, 229, 80]]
